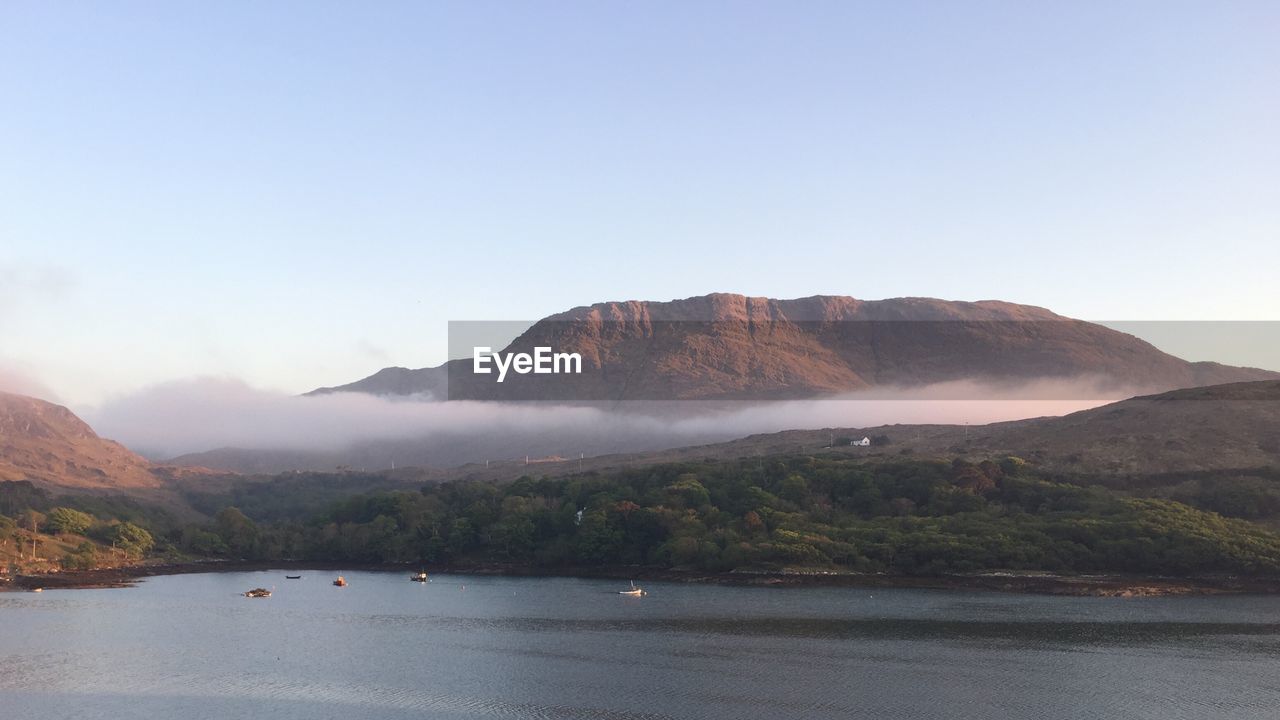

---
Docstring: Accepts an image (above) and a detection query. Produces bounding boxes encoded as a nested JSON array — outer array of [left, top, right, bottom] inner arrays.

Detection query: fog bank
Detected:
[[84, 377, 1120, 465]]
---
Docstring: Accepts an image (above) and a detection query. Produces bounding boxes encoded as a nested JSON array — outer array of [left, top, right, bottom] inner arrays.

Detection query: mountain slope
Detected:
[[547, 380, 1280, 479], [970, 380, 1280, 475], [0, 391, 161, 490], [312, 294, 1277, 401]]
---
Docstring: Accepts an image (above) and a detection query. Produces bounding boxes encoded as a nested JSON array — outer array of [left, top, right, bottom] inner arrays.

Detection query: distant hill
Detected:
[[530, 380, 1280, 481], [310, 294, 1277, 401], [0, 391, 161, 491], [960, 380, 1280, 476]]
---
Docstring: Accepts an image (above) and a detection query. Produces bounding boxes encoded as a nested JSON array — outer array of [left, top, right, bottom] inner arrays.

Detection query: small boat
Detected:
[[618, 581, 646, 597], [285, 575, 302, 580], [410, 571, 429, 582], [333, 576, 347, 587], [31, 587, 43, 593], [244, 587, 272, 598]]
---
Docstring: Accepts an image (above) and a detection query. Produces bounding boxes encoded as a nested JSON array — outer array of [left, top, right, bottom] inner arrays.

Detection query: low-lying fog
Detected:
[[77, 377, 1123, 471]]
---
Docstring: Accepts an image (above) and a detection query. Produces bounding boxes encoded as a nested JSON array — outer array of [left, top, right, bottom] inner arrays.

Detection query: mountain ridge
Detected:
[[310, 293, 1278, 400]]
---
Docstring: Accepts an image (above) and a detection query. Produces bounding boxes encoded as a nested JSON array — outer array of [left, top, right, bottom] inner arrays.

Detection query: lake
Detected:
[[2, 571, 1279, 719]]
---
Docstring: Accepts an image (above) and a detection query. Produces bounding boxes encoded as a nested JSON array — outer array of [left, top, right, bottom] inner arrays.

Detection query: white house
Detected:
[[852, 437, 871, 447]]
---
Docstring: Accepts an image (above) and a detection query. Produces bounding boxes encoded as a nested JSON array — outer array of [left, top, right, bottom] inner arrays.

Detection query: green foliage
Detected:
[[111, 522, 154, 558], [46, 507, 94, 535], [1186, 476, 1280, 520], [58, 494, 183, 536], [62, 541, 98, 570], [20, 509, 46, 532], [215, 507, 259, 558], [146, 454, 1280, 579], [180, 526, 228, 556]]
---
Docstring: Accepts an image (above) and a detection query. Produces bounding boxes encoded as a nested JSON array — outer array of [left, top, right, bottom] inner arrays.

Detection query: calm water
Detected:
[[3, 572, 1280, 719]]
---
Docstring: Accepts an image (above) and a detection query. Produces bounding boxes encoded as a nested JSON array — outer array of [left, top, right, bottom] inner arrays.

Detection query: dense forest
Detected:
[[9, 453, 1280, 578]]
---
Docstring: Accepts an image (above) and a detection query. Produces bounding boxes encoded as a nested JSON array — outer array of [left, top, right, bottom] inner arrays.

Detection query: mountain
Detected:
[[310, 365, 447, 398], [0, 391, 161, 490], [311, 294, 1278, 401]]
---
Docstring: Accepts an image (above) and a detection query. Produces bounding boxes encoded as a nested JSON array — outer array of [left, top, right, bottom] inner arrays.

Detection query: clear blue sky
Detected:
[[2, 1, 1277, 406]]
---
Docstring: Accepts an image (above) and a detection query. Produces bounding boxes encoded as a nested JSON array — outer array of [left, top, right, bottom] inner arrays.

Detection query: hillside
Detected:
[[160, 443, 1280, 583], [312, 294, 1277, 401], [941, 381, 1280, 476], [0, 391, 161, 491], [636, 380, 1280, 478]]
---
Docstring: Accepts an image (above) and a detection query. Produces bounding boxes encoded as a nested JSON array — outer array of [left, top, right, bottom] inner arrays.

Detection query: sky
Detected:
[[2, 1, 1278, 409]]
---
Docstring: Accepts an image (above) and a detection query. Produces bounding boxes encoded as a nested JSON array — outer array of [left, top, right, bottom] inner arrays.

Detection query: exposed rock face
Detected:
[[0, 391, 160, 490], [312, 294, 1278, 401]]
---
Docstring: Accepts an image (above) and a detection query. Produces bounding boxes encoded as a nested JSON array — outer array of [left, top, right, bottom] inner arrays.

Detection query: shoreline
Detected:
[[7, 560, 1280, 597]]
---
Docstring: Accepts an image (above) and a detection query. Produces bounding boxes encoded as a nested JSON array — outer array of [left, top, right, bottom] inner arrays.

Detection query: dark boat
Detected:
[[333, 576, 347, 587], [411, 571, 429, 582], [285, 575, 302, 579]]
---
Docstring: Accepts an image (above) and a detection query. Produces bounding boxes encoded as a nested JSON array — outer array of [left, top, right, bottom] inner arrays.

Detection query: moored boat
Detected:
[[619, 581, 646, 596], [411, 571, 429, 582], [244, 587, 272, 598], [333, 576, 347, 587]]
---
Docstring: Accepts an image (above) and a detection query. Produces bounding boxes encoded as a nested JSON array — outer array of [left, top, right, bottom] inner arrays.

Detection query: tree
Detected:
[[0, 514, 14, 550], [780, 474, 810, 504], [574, 511, 622, 564], [62, 541, 98, 570], [111, 522, 154, 558], [47, 507, 94, 536], [180, 526, 228, 556], [20, 509, 45, 560], [665, 475, 710, 508], [491, 514, 535, 560], [216, 507, 259, 558], [614, 500, 641, 520]]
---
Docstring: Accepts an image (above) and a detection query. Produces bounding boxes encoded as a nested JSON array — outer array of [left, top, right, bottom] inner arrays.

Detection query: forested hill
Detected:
[[169, 454, 1280, 579]]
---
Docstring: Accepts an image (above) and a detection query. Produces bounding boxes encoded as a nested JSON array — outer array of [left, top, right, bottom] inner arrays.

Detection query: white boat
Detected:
[[618, 581, 646, 596]]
